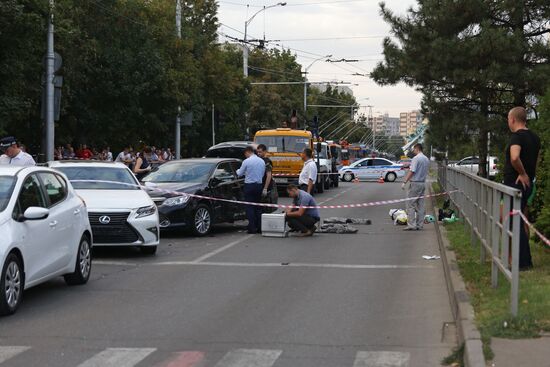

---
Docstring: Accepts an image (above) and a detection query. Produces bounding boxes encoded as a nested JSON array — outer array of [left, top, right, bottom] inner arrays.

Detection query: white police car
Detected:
[[339, 157, 405, 182]]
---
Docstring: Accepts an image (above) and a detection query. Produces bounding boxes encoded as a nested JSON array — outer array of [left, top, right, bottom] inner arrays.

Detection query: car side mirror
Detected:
[[21, 207, 50, 221]]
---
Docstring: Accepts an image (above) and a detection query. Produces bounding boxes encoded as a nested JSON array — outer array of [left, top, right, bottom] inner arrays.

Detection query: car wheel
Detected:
[[343, 172, 354, 182], [64, 235, 92, 286], [385, 172, 397, 182], [323, 174, 331, 190], [140, 246, 157, 255], [192, 204, 212, 236], [1, 253, 24, 316]]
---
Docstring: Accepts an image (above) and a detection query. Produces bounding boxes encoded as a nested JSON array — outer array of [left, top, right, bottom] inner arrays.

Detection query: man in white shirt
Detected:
[[115, 147, 132, 165], [402, 143, 430, 230], [298, 148, 317, 194], [0, 137, 36, 166]]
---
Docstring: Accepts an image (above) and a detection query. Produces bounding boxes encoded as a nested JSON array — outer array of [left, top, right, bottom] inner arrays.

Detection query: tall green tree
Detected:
[[372, 0, 550, 176]]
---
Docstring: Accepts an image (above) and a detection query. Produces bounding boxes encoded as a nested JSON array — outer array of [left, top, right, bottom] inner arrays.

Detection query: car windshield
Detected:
[[57, 166, 139, 190], [255, 135, 310, 154], [0, 176, 16, 212], [142, 162, 214, 183]]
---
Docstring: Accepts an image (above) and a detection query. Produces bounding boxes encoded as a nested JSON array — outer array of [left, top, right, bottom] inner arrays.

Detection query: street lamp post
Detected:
[[45, 0, 55, 162], [243, 2, 286, 77], [303, 54, 332, 123]]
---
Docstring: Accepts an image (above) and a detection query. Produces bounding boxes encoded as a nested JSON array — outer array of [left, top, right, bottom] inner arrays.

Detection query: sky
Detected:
[[217, 0, 422, 117]]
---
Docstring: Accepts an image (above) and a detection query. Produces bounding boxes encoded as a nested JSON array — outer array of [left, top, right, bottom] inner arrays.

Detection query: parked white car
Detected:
[[339, 157, 406, 182], [0, 166, 92, 316], [49, 161, 160, 255], [449, 156, 499, 178]]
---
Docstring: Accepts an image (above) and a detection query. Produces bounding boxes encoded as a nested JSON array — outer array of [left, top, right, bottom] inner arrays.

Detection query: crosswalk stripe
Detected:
[[353, 351, 410, 367], [157, 351, 205, 367], [214, 349, 282, 367], [77, 348, 156, 367], [0, 346, 30, 364]]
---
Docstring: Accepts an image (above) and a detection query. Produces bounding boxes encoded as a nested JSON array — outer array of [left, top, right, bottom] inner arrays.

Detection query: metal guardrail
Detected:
[[438, 164, 522, 316]]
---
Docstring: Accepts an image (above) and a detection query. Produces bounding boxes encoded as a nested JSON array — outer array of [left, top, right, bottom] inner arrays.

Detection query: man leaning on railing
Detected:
[[503, 107, 541, 271]]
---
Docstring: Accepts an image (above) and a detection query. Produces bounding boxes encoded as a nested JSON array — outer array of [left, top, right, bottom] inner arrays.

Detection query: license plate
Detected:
[[274, 177, 288, 183]]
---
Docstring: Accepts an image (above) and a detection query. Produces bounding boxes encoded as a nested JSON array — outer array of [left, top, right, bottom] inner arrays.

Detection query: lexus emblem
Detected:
[[99, 215, 111, 225]]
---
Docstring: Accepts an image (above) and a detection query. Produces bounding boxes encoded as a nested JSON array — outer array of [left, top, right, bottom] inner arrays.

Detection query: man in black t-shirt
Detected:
[[257, 144, 278, 213], [504, 107, 541, 270]]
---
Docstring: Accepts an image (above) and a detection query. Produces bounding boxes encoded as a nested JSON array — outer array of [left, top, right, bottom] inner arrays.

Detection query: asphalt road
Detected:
[[0, 181, 456, 367]]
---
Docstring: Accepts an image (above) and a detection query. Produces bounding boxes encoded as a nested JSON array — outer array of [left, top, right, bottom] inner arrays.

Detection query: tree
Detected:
[[372, 0, 550, 176]]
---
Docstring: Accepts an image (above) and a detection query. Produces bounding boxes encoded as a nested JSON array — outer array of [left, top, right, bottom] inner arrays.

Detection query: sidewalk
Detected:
[[491, 336, 550, 367]]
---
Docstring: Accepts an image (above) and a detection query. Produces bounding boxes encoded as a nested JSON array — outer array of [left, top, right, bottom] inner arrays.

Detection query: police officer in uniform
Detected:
[[256, 144, 278, 212], [0, 137, 36, 166]]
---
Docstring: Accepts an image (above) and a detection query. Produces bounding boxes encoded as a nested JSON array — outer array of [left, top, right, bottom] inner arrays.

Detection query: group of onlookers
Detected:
[[53, 144, 175, 165]]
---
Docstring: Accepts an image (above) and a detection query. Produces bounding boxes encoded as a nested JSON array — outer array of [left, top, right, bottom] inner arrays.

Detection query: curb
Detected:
[[430, 187, 487, 367]]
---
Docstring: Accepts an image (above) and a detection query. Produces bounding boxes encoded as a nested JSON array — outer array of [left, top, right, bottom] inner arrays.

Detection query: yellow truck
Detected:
[[254, 128, 323, 191]]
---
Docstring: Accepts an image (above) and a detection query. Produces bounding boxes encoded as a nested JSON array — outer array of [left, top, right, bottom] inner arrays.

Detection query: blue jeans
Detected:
[[244, 183, 263, 233]]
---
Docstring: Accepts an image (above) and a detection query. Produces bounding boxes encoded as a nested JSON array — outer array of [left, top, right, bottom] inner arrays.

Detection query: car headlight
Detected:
[[162, 195, 190, 207], [135, 205, 156, 218]]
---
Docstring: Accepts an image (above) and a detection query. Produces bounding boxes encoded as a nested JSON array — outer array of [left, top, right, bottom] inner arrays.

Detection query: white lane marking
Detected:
[[0, 346, 30, 364], [318, 185, 359, 205], [214, 349, 282, 367], [353, 351, 410, 367], [153, 261, 433, 269], [191, 234, 254, 263], [77, 348, 156, 367], [94, 260, 138, 266]]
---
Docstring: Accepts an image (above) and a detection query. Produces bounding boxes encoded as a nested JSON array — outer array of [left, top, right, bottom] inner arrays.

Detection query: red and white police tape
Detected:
[[70, 179, 456, 210], [511, 210, 550, 248]]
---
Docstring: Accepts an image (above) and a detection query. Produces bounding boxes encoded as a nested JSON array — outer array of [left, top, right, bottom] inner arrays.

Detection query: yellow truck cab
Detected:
[[254, 128, 313, 189]]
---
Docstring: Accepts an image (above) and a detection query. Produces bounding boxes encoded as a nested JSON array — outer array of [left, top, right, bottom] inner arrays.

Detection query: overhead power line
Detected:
[[277, 36, 384, 41]]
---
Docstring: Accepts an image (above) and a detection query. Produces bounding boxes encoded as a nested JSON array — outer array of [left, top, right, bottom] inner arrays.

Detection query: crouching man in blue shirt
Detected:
[[285, 184, 320, 237]]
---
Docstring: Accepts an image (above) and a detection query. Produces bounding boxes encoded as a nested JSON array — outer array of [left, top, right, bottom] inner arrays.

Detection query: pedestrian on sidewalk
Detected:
[[285, 184, 320, 237], [299, 148, 317, 194], [504, 106, 541, 270], [237, 146, 265, 234], [402, 143, 430, 231]]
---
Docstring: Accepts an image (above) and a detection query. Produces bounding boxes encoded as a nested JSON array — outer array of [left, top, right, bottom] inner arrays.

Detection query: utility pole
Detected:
[[243, 2, 286, 77], [303, 55, 331, 126], [45, 0, 55, 162], [365, 105, 374, 151], [175, 0, 182, 159], [212, 104, 216, 146]]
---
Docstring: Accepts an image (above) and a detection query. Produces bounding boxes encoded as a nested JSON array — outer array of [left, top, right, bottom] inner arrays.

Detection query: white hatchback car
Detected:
[[0, 166, 92, 316], [49, 161, 160, 254]]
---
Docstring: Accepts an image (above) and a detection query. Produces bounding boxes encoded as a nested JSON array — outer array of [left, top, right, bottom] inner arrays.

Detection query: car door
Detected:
[[353, 160, 370, 179], [229, 161, 246, 219], [37, 172, 77, 273], [11, 174, 53, 284], [364, 159, 381, 179], [210, 162, 239, 222]]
